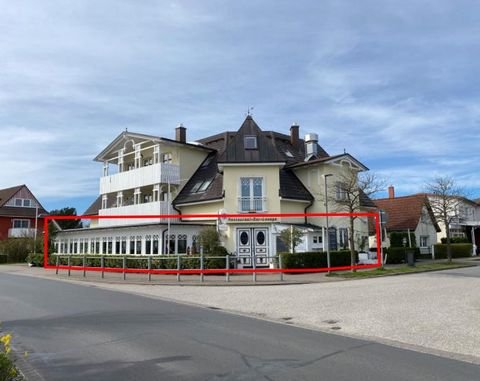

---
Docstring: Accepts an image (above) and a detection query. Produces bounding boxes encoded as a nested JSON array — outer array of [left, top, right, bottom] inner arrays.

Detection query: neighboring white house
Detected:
[[426, 194, 480, 254]]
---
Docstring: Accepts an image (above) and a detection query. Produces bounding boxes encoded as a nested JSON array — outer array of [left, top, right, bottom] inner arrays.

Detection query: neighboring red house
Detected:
[[373, 186, 441, 253], [0, 185, 48, 240]]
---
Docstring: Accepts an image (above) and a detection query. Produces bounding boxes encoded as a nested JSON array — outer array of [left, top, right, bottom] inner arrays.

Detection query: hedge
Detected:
[[389, 231, 417, 248], [279, 251, 355, 269], [433, 243, 472, 259], [0, 254, 7, 264], [383, 247, 420, 264], [440, 237, 470, 244], [51, 253, 233, 270]]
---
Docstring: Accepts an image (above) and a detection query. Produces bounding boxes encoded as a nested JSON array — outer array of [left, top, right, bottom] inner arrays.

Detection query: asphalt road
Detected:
[[1, 273, 479, 381]]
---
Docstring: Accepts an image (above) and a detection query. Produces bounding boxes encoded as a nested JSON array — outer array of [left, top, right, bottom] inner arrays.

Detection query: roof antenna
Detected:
[[246, 106, 254, 116], [344, 148, 346, 154]]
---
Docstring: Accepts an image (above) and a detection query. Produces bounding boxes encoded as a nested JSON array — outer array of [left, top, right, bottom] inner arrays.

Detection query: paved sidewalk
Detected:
[[2, 262, 480, 364]]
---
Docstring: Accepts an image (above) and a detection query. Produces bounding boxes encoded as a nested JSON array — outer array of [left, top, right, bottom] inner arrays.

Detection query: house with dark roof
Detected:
[[55, 116, 375, 267], [373, 187, 441, 253], [0, 185, 48, 240]]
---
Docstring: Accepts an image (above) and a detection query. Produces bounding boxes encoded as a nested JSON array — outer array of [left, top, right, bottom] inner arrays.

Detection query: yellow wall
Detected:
[[222, 165, 282, 214], [292, 163, 371, 239], [179, 201, 224, 221], [171, 145, 210, 195]]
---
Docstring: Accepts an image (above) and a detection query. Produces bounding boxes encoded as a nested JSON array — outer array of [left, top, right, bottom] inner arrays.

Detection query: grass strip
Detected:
[[328, 262, 475, 279]]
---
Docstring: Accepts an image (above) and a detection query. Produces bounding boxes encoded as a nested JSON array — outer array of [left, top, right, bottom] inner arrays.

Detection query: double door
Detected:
[[237, 227, 269, 267]]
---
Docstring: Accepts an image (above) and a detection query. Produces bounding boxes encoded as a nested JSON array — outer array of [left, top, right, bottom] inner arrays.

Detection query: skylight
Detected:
[[189, 179, 213, 194], [198, 179, 213, 192]]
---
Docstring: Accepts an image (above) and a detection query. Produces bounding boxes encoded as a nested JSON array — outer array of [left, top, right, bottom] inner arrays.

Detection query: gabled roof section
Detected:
[[374, 194, 440, 232], [286, 153, 368, 171], [0, 185, 24, 207], [216, 116, 285, 163], [95, 130, 213, 162], [0, 184, 48, 216], [197, 116, 329, 164]]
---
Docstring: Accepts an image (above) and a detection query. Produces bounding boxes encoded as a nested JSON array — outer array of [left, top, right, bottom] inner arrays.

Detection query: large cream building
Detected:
[[55, 116, 375, 267]]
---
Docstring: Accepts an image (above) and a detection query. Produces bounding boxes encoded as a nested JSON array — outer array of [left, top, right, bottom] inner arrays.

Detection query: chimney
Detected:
[[388, 185, 395, 199], [175, 124, 186, 143], [290, 123, 299, 146], [304, 133, 318, 158]]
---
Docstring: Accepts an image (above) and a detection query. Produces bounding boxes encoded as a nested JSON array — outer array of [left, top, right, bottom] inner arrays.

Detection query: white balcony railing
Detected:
[[238, 197, 267, 212], [99, 163, 180, 195], [8, 228, 36, 238], [98, 201, 178, 227]]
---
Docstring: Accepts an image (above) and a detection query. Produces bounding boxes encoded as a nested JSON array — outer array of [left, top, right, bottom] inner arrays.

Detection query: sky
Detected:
[[1, 0, 479, 213]]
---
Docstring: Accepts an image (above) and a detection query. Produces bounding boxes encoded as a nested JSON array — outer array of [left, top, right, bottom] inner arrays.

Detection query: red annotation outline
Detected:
[[43, 212, 382, 274]]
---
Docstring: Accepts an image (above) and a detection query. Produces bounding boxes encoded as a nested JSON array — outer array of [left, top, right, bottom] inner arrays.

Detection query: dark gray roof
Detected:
[[198, 116, 329, 164], [175, 117, 323, 205], [174, 153, 224, 205], [83, 194, 116, 216], [279, 169, 313, 201], [359, 190, 377, 208]]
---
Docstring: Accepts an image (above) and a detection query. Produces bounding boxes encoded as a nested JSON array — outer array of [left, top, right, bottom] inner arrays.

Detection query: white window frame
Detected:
[[12, 219, 30, 229], [419, 236, 429, 248], [239, 177, 265, 212]]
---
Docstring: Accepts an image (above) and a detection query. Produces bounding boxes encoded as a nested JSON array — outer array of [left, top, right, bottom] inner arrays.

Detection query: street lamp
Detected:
[[323, 174, 333, 272], [33, 205, 38, 256]]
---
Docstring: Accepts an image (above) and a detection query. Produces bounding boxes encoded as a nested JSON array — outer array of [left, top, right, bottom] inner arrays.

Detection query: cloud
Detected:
[[1, 0, 479, 210]]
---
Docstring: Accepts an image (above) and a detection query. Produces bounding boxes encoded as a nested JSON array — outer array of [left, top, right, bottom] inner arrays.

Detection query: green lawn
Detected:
[[328, 262, 474, 279]]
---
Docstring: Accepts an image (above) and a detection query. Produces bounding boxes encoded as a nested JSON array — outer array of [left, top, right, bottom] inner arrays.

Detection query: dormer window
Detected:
[[244, 136, 258, 150]]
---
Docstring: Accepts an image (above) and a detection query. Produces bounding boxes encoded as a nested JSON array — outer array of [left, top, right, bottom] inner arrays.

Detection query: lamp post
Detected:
[[33, 205, 39, 256], [323, 174, 333, 272]]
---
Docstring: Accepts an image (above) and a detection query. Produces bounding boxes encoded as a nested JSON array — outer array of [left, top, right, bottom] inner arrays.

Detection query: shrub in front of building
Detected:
[[279, 251, 354, 269], [389, 231, 417, 248], [440, 237, 470, 244], [433, 243, 473, 258], [383, 247, 420, 264]]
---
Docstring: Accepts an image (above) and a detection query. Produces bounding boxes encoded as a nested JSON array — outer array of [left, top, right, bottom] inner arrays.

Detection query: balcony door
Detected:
[[240, 177, 264, 212]]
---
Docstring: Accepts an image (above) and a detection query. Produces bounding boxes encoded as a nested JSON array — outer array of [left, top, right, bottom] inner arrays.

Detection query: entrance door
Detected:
[[237, 228, 269, 267]]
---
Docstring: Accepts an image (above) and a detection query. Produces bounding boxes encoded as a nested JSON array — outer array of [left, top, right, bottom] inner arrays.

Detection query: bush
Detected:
[[279, 251, 354, 269], [26, 253, 44, 267], [433, 243, 473, 258], [389, 231, 416, 248], [0, 238, 32, 263], [0, 255, 7, 264], [51, 253, 233, 271], [1, 333, 20, 381], [440, 237, 470, 244], [383, 247, 420, 264]]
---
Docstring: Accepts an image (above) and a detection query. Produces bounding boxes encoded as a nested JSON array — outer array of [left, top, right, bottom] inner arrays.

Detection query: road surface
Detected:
[[1, 273, 479, 380]]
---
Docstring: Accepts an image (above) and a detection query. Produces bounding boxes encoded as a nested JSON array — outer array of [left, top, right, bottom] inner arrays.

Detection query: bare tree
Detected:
[[426, 176, 463, 263], [279, 226, 304, 253], [331, 169, 385, 268]]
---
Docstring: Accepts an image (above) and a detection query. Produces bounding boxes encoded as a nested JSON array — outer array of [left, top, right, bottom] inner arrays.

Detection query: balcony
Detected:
[[100, 163, 180, 195], [238, 197, 267, 213], [98, 201, 178, 227], [8, 228, 36, 238]]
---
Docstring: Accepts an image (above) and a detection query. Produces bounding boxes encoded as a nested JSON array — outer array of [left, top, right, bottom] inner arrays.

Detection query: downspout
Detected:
[[304, 198, 314, 224]]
